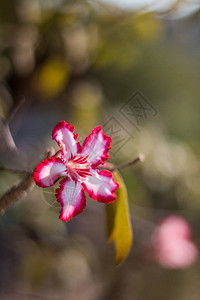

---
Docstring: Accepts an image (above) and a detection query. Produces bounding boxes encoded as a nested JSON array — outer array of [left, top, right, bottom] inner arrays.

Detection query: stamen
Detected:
[[67, 156, 90, 180]]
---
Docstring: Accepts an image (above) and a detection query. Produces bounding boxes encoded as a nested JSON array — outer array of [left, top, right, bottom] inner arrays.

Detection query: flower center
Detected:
[[66, 155, 91, 180]]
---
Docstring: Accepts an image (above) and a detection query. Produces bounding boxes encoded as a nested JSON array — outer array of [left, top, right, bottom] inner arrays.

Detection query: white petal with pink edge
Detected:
[[56, 177, 86, 222], [33, 157, 67, 187], [52, 121, 81, 161], [82, 169, 119, 203], [81, 126, 111, 168]]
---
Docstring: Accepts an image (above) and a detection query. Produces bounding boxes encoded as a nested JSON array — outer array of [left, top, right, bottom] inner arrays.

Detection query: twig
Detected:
[[0, 149, 58, 215], [0, 167, 32, 175], [0, 149, 61, 175], [0, 151, 144, 215], [0, 118, 17, 151], [0, 97, 27, 152], [0, 153, 144, 175], [0, 174, 35, 216], [6, 97, 26, 124], [111, 153, 145, 171], [100, 153, 145, 171]]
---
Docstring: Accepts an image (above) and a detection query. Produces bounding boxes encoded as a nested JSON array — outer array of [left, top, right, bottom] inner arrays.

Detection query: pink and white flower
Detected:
[[152, 215, 198, 269], [33, 121, 119, 222]]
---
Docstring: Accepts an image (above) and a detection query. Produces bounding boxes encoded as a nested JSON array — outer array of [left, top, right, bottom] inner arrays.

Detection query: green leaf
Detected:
[[106, 170, 133, 265]]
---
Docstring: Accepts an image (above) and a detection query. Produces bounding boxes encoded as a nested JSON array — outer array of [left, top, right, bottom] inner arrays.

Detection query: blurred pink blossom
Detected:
[[152, 215, 198, 269]]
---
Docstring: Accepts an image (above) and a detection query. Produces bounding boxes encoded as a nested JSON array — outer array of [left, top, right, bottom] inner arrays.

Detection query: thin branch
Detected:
[[0, 149, 61, 175], [0, 118, 17, 151], [101, 153, 145, 171], [6, 97, 26, 124], [0, 174, 35, 216], [0, 150, 144, 215], [0, 153, 145, 175], [0, 167, 32, 175], [112, 153, 145, 171], [0, 149, 58, 215]]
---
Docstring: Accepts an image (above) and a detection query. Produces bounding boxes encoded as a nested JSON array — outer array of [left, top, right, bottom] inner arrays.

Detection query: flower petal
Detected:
[[81, 126, 111, 168], [33, 157, 66, 187], [82, 170, 119, 203], [52, 121, 81, 161], [56, 177, 86, 222]]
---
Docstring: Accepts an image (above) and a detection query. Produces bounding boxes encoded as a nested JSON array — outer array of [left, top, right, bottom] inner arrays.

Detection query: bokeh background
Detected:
[[0, 0, 200, 299]]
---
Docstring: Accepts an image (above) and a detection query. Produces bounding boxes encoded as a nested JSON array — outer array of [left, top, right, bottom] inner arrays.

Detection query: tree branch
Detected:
[[0, 151, 144, 216], [0, 149, 60, 216], [0, 149, 61, 175], [0, 174, 35, 216]]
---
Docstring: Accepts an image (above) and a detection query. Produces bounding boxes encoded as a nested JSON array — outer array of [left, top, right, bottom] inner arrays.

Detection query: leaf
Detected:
[[106, 170, 133, 265]]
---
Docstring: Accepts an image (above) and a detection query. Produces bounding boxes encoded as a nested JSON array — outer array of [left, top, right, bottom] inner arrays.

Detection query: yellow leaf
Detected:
[[35, 57, 69, 98], [106, 170, 133, 265]]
